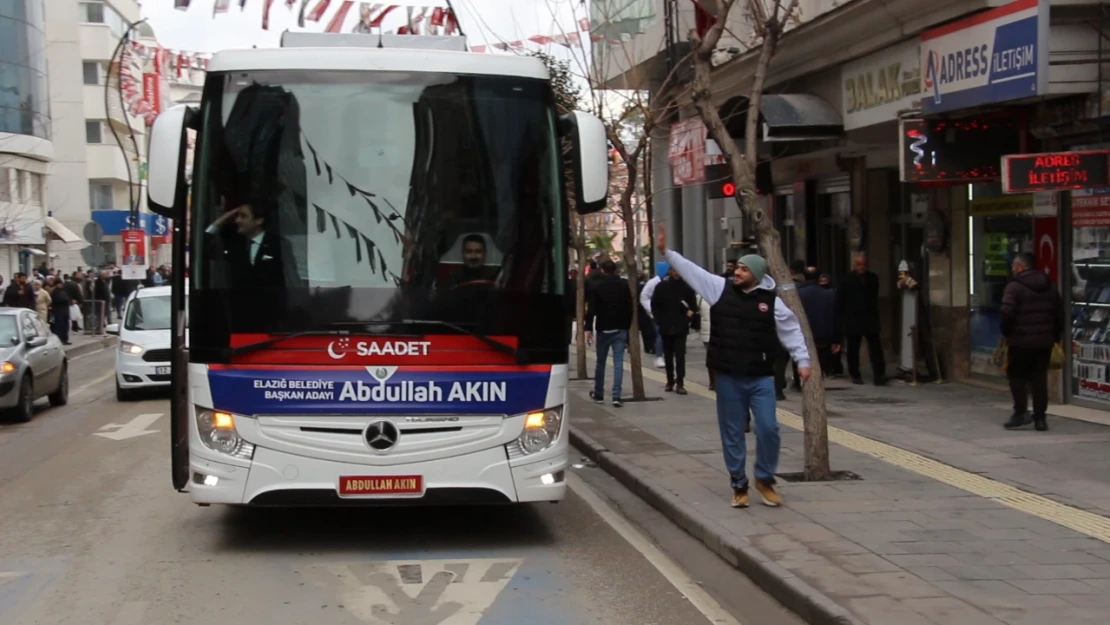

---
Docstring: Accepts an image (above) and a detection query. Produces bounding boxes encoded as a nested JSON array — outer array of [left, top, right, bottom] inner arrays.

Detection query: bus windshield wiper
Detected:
[[391, 319, 519, 359], [228, 329, 350, 357]]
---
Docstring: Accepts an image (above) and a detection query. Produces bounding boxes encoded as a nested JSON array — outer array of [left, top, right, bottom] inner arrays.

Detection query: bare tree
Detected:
[[570, 1, 694, 401], [689, 0, 831, 480]]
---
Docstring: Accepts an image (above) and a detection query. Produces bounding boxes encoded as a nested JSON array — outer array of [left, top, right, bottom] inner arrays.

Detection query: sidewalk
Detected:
[[568, 344, 1110, 625], [64, 333, 117, 358]]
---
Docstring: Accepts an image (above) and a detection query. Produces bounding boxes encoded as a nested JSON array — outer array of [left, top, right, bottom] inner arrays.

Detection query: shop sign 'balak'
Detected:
[[1002, 151, 1110, 194]]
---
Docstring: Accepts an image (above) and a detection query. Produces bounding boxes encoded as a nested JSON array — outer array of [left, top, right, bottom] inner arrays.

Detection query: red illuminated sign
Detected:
[[1002, 150, 1110, 194], [721, 182, 736, 196]]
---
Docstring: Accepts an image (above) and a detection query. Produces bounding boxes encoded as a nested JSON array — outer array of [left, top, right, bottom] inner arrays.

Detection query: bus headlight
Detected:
[[515, 406, 564, 455], [195, 408, 255, 460]]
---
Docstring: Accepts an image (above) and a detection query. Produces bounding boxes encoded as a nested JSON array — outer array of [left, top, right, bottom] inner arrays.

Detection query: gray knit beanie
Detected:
[[738, 254, 767, 283]]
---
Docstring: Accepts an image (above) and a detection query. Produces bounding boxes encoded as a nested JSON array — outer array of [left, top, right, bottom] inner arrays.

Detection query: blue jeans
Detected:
[[594, 330, 627, 400], [714, 373, 780, 489]]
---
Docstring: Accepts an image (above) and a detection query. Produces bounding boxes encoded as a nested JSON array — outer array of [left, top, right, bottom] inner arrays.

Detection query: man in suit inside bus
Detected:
[[205, 201, 300, 327]]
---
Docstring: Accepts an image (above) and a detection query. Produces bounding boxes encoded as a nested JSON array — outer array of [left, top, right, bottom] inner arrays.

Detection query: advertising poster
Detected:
[[121, 228, 147, 280]]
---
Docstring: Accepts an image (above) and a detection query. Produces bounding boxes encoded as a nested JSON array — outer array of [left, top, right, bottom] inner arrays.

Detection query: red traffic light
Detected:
[[721, 182, 736, 196]]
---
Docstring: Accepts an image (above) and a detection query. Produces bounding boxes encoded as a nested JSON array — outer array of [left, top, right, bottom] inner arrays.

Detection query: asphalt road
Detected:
[[0, 348, 804, 625]]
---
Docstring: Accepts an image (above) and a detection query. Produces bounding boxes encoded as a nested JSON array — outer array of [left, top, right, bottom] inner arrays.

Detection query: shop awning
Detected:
[[719, 93, 843, 141], [43, 216, 84, 244]]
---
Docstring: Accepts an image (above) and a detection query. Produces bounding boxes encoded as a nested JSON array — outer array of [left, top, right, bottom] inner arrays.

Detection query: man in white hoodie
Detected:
[[657, 225, 810, 509]]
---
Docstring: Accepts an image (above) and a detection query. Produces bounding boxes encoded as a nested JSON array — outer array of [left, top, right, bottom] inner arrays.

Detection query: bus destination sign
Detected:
[[1002, 150, 1110, 194]]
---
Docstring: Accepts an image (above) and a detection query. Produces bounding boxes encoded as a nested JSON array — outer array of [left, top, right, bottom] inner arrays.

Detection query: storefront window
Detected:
[[1068, 188, 1110, 404], [968, 186, 1033, 378]]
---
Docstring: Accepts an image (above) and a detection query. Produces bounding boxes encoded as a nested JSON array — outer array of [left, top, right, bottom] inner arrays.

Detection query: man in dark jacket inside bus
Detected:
[[1000, 252, 1063, 432]]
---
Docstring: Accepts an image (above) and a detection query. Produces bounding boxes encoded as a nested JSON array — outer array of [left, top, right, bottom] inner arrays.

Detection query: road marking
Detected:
[[580, 350, 1110, 545], [302, 559, 522, 625], [0, 571, 23, 587], [94, 413, 162, 440], [567, 474, 743, 625], [71, 370, 116, 397]]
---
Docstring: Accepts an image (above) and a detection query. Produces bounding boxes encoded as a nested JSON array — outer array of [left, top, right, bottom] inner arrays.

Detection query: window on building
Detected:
[[28, 173, 42, 205], [78, 2, 126, 37], [89, 184, 113, 211], [85, 120, 103, 143], [79, 1, 104, 22], [82, 62, 101, 85], [0, 169, 9, 202]]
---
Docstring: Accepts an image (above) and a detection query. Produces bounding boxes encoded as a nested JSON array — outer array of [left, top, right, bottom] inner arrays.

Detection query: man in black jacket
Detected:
[[1000, 252, 1063, 431], [798, 267, 840, 376], [651, 266, 698, 394], [585, 259, 633, 407], [837, 252, 888, 385]]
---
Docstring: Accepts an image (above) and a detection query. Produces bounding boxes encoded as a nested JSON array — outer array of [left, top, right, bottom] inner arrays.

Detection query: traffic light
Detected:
[[705, 161, 773, 199]]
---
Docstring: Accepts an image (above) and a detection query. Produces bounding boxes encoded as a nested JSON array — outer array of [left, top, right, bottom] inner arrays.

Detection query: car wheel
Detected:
[[49, 362, 68, 406], [10, 374, 33, 423], [115, 377, 135, 402]]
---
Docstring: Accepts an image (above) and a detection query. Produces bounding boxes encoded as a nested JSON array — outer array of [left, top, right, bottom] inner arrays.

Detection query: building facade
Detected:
[[44, 0, 149, 271], [0, 0, 77, 278], [599, 0, 1110, 410]]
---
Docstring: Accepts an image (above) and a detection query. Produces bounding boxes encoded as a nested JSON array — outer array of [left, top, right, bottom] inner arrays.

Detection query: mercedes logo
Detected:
[[365, 420, 399, 451]]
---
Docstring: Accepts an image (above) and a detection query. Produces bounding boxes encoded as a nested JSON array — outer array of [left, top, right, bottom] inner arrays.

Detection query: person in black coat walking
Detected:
[[1000, 252, 1063, 431], [651, 266, 697, 394], [798, 267, 840, 376], [837, 252, 888, 385], [584, 259, 634, 407]]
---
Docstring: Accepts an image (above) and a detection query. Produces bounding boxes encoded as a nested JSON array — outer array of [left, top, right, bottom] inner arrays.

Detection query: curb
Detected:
[[570, 426, 860, 625], [65, 336, 118, 359]]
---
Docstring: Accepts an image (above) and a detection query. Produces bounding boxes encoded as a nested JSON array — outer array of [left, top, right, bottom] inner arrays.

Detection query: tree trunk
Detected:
[[622, 162, 646, 400], [574, 213, 589, 380], [689, 1, 830, 480]]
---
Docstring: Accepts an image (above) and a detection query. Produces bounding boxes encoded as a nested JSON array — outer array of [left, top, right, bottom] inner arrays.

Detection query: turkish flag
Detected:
[[1034, 216, 1059, 285]]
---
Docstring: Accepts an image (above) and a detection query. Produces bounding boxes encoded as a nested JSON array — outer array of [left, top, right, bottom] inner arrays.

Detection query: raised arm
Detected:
[[661, 249, 726, 306], [655, 223, 726, 305]]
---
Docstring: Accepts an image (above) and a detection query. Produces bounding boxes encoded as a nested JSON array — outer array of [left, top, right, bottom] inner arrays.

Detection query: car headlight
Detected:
[[119, 340, 143, 355], [514, 406, 564, 455], [195, 407, 255, 460]]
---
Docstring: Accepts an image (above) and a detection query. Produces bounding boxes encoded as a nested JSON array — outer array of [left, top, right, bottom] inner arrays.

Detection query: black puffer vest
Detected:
[[707, 282, 778, 377]]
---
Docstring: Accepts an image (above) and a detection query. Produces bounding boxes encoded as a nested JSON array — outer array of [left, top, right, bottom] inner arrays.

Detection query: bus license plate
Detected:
[[155, 367, 171, 375], [338, 475, 423, 497]]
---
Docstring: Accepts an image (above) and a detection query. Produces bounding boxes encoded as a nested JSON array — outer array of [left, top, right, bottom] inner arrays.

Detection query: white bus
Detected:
[[144, 32, 608, 506]]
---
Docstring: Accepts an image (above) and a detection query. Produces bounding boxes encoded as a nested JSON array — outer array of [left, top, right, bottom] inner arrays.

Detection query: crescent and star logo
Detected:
[[365, 420, 399, 451], [326, 337, 351, 360], [1039, 233, 1055, 276]]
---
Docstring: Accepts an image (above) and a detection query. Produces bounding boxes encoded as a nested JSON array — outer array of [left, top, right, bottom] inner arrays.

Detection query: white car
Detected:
[[107, 285, 185, 401]]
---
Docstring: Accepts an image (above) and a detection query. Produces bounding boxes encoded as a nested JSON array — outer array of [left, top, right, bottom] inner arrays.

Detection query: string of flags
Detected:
[[173, 0, 599, 50], [114, 39, 211, 123]]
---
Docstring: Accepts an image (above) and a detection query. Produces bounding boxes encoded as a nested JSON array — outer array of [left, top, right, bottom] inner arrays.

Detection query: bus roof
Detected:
[[207, 46, 550, 80]]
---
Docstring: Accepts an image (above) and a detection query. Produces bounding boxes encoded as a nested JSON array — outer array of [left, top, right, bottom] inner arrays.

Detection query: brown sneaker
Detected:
[[754, 479, 782, 507], [731, 487, 749, 508]]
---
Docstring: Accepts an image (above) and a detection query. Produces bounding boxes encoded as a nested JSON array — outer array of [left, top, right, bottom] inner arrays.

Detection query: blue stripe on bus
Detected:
[[207, 367, 553, 416]]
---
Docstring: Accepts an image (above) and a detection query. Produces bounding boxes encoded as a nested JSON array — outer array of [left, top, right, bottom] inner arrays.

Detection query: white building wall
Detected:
[[45, 0, 145, 272]]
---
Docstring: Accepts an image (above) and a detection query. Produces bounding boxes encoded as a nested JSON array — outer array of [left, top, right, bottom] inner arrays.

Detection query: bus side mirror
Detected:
[[147, 104, 197, 219], [561, 111, 608, 214]]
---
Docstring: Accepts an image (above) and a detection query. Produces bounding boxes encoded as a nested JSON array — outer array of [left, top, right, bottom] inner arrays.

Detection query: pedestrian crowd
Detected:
[[0, 262, 174, 345], [575, 231, 1064, 510]]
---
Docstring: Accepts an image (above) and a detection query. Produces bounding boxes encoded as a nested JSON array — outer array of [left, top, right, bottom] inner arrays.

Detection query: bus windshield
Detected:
[[187, 69, 567, 360]]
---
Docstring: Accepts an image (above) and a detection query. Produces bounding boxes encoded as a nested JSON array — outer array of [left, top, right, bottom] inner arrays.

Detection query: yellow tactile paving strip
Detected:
[[584, 353, 1110, 544]]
